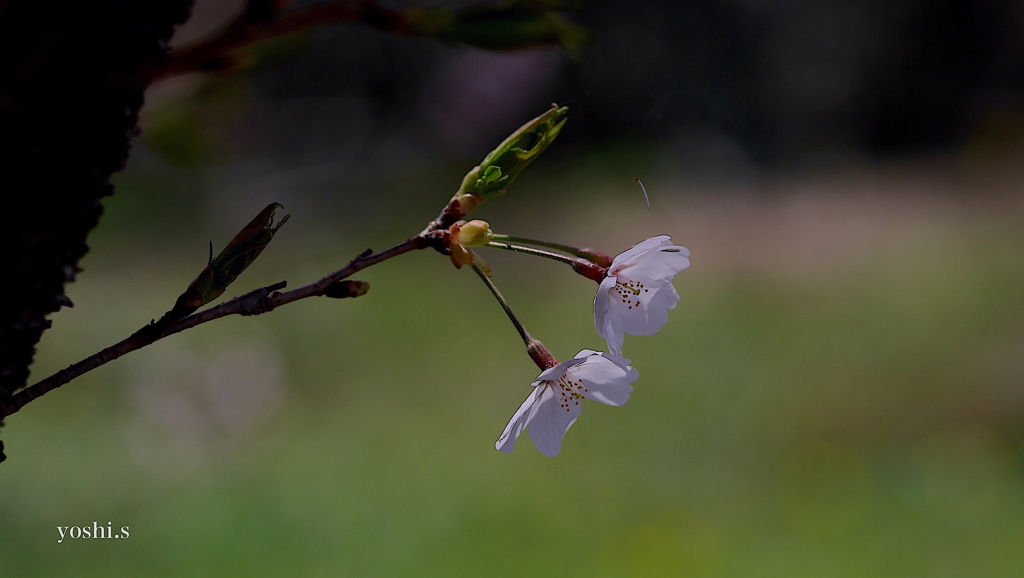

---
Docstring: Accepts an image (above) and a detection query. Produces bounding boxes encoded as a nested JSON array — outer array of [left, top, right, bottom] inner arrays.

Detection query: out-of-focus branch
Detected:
[[0, 234, 436, 420], [158, 0, 587, 79], [158, 0, 380, 79]]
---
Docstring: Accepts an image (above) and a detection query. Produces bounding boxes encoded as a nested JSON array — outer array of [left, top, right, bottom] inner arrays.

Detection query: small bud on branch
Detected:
[[324, 280, 370, 299], [447, 220, 494, 268]]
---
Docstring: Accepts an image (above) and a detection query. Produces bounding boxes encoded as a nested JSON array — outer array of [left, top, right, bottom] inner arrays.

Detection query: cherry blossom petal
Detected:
[[495, 386, 543, 454], [533, 355, 588, 384], [593, 275, 620, 348], [614, 245, 690, 281], [614, 276, 679, 337], [597, 274, 678, 354], [569, 353, 637, 406], [609, 235, 674, 269], [496, 350, 638, 457], [593, 350, 632, 367], [526, 385, 582, 457], [594, 236, 690, 355]]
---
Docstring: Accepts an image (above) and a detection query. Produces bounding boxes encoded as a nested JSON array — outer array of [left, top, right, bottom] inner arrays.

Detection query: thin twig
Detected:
[[0, 235, 428, 419], [470, 263, 531, 346], [469, 264, 558, 372], [483, 239, 609, 283], [488, 235, 612, 266], [485, 240, 580, 267]]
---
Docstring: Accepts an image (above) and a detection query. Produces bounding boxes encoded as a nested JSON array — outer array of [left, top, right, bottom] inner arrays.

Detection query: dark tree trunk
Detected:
[[0, 0, 195, 462]]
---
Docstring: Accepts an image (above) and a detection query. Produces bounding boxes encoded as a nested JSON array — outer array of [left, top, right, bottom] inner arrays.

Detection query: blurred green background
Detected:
[[4, 0, 1024, 576]]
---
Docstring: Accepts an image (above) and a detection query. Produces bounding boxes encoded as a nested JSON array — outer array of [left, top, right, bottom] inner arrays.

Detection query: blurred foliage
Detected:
[[6, 0, 1024, 573], [401, 0, 589, 54], [3, 149, 1024, 575]]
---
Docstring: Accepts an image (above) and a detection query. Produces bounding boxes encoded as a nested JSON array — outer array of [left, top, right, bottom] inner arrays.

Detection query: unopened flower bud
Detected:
[[447, 221, 474, 269], [447, 221, 495, 271], [456, 220, 493, 247]]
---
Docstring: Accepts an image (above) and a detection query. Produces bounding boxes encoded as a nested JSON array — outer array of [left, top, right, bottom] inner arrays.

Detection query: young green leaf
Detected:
[[170, 202, 290, 318], [473, 103, 568, 199], [445, 104, 568, 220]]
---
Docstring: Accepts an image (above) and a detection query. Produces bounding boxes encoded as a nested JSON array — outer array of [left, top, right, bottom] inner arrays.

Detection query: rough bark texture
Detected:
[[0, 0, 195, 462]]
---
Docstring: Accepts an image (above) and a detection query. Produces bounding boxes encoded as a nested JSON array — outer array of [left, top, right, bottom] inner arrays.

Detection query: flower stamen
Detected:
[[612, 279, 648, 310], [593, 236, 690, 356], [616, 280, 643, 296], [496, 350, 637, 457], [550, 374, 587, 412]]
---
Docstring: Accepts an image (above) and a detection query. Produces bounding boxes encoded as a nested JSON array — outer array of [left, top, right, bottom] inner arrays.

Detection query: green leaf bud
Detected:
[[471, 103, 568, 199], [442, 104, 568, 223]]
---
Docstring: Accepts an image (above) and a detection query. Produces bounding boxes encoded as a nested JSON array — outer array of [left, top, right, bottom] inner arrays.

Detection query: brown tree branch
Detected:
[[0, 233, 437, 419], [157, 0, 390, 79], [158, 0, 584, 79]]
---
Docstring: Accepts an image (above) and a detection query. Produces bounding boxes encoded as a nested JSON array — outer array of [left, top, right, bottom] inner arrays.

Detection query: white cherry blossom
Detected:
[[594, 235, 690, 356], [496, 350, 638, 457]]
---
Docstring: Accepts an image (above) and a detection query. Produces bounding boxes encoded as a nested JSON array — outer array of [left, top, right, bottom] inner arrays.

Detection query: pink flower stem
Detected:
[[469, 264, 558, 370], [489, 234, 612, 266], [470, 263, 532, 346], [484, 241, 607, 283]]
